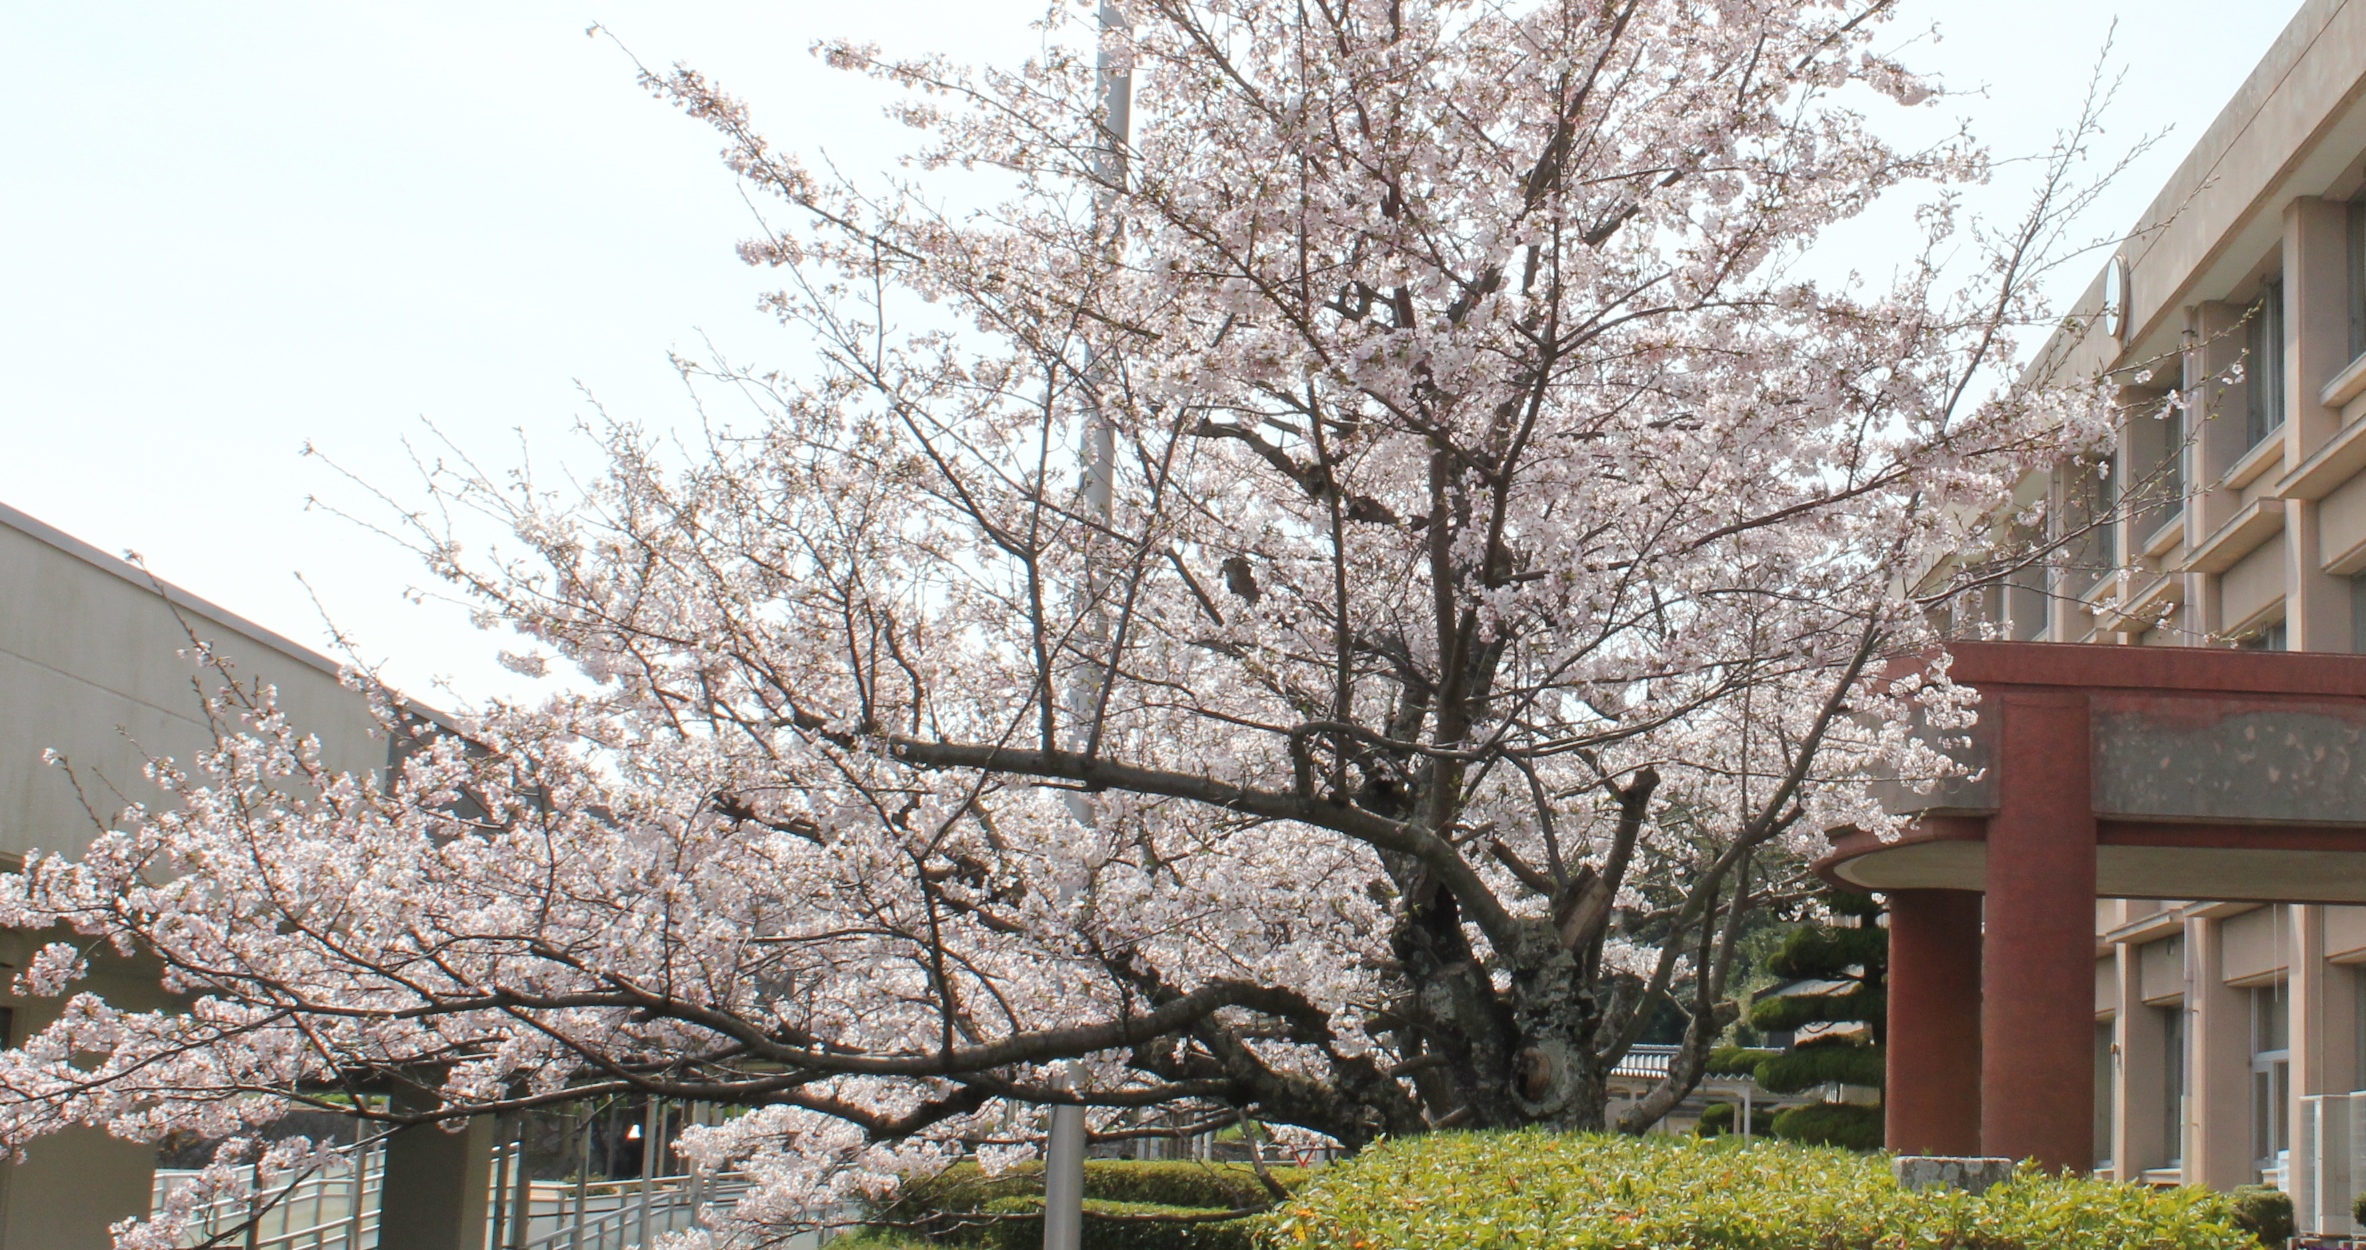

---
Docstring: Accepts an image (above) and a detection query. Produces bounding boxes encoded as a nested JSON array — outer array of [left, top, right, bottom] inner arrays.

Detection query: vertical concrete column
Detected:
[[2283, 198, 2349, 461], [2285, 199, 2358, 651], [2115, 940, 2165, 1177], [2188, 915, 2258, 1189], [1886, 888, 1983, 1156], [2289, 499, 2353, 650], [378, 1103, 495, 1250], [1981, 692, 2097, 1172]]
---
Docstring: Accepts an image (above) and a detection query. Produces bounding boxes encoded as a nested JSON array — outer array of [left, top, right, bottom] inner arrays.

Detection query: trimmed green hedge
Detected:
[[867, 1160, 1305, 1250], [1267, 1130, 2253, 1250], [831, 1234, 937, 1250], [887, 1159, 1305, 1213], [967, 1198, 1261, 1250]]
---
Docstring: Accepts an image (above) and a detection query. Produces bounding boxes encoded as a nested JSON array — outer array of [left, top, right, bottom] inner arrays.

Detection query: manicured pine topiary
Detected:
[[1747, 890, 1885, 1148]]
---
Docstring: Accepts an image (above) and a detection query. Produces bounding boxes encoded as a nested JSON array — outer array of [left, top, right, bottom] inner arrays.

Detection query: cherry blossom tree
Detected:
[[0, 0, 2122, 1240]]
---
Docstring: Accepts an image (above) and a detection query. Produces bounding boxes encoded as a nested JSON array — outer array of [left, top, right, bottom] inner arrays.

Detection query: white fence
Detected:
[[152, 1142, 766, 1250]]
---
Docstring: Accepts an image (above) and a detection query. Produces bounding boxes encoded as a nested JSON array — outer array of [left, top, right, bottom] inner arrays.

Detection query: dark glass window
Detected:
[[2253, 980, 2290, 1172], [2349, 198, 2366, 361], [2353, 574, 2366, 654], [2247, 281, 2286, 450], [2096, 1020, 2116, 1168], [2162, 1003, 2185, 1167]]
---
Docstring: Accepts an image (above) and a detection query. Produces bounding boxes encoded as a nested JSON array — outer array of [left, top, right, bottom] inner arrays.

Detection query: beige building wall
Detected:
[[1991, 0, 2366, 1231]]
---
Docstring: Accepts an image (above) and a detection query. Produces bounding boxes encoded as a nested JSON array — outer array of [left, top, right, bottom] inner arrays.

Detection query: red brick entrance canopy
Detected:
[[1824, 641, 2366, 904], [1815, 641, 2366, 1174]]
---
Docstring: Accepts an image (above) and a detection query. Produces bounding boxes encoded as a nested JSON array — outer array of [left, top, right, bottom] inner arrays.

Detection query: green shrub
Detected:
[[2228, 1185, 2292, 1246], [1266, 1131, 2252, 1250], [868, 1159, 1305, 1249], [969, 1197, 1261, 1250], [1768, 1101, 1883, 1150], [830, 1232, 938, 1250], [887, 1159, 1303, 1214], [1696, 1102, 1735, 1137]]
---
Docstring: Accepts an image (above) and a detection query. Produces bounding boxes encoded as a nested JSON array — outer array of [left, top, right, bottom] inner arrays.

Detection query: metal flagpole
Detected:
[[1044, 6, 1131, 1250]]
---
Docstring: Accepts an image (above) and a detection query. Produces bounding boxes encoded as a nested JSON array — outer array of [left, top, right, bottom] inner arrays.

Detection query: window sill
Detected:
[[2322, 350, 2366, 409], [2272, 409, 2366, 502], [2223, 430, 2286, 491], [2180, 498, 2285, 574]]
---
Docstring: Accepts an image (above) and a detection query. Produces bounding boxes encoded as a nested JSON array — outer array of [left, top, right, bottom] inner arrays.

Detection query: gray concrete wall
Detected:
[[0, 503, 391, 865], [0, 501, 398, 1249]]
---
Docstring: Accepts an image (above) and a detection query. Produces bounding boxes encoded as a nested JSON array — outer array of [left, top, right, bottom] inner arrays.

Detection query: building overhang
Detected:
[[1825, 641, 2366, 903]]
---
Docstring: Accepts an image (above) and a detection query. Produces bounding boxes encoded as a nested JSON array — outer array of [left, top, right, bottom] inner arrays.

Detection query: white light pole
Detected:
[[1045, 6, 1131, 1250], [1042, 1063, 1091, 1250]]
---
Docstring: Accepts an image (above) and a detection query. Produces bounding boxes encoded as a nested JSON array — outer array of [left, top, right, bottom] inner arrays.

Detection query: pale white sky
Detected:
[[0, 1, 2310, 705]]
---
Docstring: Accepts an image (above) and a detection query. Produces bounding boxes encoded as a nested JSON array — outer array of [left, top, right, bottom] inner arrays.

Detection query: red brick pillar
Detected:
[[1980, 692, 2097, 1172], [1886, 888, 1983, 1156]]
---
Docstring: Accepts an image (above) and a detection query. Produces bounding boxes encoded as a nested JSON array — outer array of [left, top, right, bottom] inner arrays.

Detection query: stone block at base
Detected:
[[1893, 1156, 2016, 1196]]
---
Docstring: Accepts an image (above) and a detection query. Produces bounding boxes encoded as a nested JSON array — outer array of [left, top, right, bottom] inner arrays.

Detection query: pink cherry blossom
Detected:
[[0, 2, 2123, 1244]]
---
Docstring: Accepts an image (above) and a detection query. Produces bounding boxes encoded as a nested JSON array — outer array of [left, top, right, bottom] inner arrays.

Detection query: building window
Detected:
[[2253, 981, 2291, 1177], [2070, 456, 2118, 588], [2240, 619, 2288, 651], [2247, 281, 2286, 451], [2352, 574, 2366, 655], [2354, 966, 2366, 1091], [2096, 1019, 2116, 1169], [2162, 1003, 2186, 1167], [2349, 198, 2366, 362]]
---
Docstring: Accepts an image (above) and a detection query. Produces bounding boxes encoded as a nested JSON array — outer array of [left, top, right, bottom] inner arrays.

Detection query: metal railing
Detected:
[[152, 1143, 383, 1250], [512, 1170, 757, 1250], [153, 1142, 757, 1250]]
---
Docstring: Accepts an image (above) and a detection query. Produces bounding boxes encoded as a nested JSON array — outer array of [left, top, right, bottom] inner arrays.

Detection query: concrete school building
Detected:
[[1823, 0, 2366, 1237], [0, 500, 498, 1250]]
